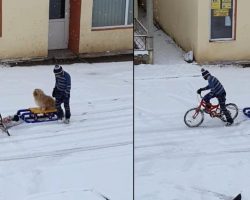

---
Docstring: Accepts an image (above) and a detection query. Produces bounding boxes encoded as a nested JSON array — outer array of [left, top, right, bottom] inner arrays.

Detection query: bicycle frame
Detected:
[[193, 95, 220, 118]]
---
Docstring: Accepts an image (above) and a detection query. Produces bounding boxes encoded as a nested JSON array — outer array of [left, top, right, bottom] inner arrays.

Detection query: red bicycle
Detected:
[[184, 94, 238, 127]]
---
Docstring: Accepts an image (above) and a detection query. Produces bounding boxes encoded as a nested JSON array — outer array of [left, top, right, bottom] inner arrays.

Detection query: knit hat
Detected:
[[54, 65, 63, 75], [201, 68, 210, 79]]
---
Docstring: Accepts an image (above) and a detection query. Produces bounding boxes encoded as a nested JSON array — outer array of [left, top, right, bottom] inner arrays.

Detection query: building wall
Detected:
[[0, 0, 49, 60], [196, 0, 250, 63], [78, 0, 133, 54], [155, 0, 250, 63], [0, 0, 133, 60], [154, 0, 199, 55]]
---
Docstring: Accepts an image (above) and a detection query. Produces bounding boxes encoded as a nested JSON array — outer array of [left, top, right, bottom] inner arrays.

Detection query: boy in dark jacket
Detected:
[[52, 65, 71, 123], [197, 68, 233, 126]]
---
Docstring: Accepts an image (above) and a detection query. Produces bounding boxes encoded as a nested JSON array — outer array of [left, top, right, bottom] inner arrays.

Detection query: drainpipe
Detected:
[[134, 0, 138, 19], [146, 0, 154, 64]]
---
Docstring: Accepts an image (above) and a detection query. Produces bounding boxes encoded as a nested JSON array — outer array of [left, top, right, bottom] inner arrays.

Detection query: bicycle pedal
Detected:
[[209, 112, 219, 118], [204, 109, 210, 114], [214, 113, 221, 117]]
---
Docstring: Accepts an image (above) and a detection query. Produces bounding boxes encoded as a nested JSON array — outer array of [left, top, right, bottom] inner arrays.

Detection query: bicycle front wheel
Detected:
[[184, 108, 204, 127]]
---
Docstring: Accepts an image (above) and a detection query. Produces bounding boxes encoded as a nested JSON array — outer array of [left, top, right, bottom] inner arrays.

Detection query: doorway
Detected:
[[48, 0, 70, 50]]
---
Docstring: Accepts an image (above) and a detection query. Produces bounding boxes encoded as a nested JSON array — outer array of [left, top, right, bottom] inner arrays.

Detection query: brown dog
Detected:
[[33, 89, 55, 111]]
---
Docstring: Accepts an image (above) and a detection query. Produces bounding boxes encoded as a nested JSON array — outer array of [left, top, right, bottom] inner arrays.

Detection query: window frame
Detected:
[[0, 0, 2, 37], [91, 0, 133, 30], [209, 0, 237, 42]]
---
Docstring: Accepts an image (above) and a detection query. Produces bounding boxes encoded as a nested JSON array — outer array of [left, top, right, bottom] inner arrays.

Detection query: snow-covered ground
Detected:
[[0, 62, 133, 200], [135, 27, 250, 199]]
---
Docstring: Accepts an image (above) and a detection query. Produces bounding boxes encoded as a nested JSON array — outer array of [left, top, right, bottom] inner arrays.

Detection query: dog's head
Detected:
[[33, 89, 45, 98]]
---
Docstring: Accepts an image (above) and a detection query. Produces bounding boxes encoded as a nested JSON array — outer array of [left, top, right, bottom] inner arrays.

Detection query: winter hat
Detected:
[[201, 68, 210, 79], [54, 65, 63, 75]]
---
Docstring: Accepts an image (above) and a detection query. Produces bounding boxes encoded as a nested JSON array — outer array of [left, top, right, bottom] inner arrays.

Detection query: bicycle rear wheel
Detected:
[[220, 103, 239, 122], [184, 108, 204, 127]]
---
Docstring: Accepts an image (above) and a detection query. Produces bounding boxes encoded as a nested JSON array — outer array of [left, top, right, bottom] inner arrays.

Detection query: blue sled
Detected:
[[243, 107, 250, 118], [17, 108, 58, 123]]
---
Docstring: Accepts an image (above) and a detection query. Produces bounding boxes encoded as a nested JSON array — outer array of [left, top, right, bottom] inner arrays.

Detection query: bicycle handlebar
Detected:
[[198, 93, 203, 99]]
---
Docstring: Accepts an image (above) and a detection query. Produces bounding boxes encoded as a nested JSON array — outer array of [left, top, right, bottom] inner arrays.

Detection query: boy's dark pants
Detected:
[[55, 94, 71, 120], [203, 92, 233, 123]]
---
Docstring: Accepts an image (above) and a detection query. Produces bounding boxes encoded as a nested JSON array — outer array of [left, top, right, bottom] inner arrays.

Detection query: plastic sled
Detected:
[[243, 107, 250, 118], [17, 107, 58, 123]]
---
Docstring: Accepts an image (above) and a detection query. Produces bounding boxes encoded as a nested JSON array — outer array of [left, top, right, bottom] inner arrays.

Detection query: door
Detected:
[[48, 0, 70, 50]]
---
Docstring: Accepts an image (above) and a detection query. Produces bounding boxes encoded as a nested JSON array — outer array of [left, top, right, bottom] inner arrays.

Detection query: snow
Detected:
[[134, 50, 149, 55], [0, 62, 133, 200], [135, 27, 250, 199]]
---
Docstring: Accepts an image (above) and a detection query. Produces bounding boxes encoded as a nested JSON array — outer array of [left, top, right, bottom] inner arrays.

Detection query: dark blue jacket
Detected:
[[55, 71, 71, 96], [202, 75, 225, 95]]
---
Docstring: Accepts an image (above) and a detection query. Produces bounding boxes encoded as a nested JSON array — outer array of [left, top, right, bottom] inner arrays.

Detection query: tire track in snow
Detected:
[[134, 74, 200, 81], [0, 141, 132, 162], [135, 110, 250, 166], [0, 105, 132, 142], [0, 98, 133, 162]]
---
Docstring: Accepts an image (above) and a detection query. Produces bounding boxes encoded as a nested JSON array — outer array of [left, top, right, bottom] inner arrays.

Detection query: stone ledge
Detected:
[[0, 49, 133, 67]]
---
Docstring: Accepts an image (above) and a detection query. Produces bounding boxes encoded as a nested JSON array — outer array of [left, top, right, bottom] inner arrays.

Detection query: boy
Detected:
[[52, 65, 71, 123], [197, 68, 233, 126]]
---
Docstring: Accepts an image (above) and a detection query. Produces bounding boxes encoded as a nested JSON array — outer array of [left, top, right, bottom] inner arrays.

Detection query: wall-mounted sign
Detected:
[[213, 9, 229, 16], [225, 16, 231, 27], [222, 2, 231, 9], [211, 0, 221, 9]]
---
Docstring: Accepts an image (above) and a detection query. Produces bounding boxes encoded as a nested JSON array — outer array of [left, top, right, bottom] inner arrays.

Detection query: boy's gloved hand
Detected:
[[52, 88, 56, 97], [197, 88, 203, 94], [52, 87, 58, 97]]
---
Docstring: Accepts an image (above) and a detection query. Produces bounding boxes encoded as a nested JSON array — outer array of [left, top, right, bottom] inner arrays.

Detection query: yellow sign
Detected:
[[222, 2, 231, 9], [213, 9, 229, 16], [211, 0, 221, 9]]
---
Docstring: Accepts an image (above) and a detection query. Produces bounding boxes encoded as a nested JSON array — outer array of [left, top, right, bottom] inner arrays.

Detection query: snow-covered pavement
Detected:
[[135, 29, 250, 199], [0, 62, 133, 200]]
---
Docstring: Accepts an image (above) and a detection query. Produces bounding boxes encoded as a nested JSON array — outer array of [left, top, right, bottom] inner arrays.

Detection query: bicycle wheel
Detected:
[[184, 108, 204, 127], [227, 103, 238, 120], [220, 103, 239, 122]]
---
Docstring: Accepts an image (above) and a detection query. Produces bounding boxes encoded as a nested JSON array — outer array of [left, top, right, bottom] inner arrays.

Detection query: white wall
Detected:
[[154, 0, 199, 55], [0, 0, 49, 60], [196, 0, 250, 63], [78, 0, 133, 54]]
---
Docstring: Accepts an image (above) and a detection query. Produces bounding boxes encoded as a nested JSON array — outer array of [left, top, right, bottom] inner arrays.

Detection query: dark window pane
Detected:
[[49, 0, 65, 19], [210, 0, 234, 39]]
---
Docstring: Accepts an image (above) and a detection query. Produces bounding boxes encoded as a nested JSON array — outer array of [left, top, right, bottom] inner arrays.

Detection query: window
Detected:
[[0, 0, 2, 37], [49, 0, 65, 19], [92, 0, 133, 28], [210, 0, 236, 41]]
